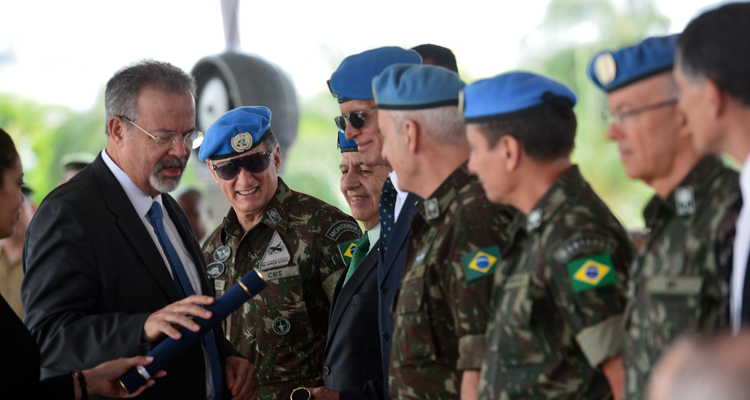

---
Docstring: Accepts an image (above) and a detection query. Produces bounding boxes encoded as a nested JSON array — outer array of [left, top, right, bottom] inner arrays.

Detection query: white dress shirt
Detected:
[[389, 171, 409, 222], [365, 223, 381, 255], [732, 155, 750, 333], [101, 150, 215, 399]]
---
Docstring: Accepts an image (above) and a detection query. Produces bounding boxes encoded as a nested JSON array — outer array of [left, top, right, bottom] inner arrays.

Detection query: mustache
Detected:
[[153, 157, 187, 174]]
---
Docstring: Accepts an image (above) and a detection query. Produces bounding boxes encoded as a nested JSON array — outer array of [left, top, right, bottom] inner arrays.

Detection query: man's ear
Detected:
[[108, 116, 126, 144], [403, 119, 419, 155], [705, 78, 725, 120], [273, 146, 282, 173], [205, 159, 220, 184], [498, 135, 522, 172]]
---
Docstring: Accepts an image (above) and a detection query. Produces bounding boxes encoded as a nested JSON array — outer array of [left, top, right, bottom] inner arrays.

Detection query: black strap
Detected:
[[75, 370, 88, 400]]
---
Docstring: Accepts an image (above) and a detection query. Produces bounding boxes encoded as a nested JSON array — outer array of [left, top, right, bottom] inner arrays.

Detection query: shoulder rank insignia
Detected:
[[567, 253, 617, 292], [675, 186, 696, 216], [338, 239, 358, 267], [461, 245, 501, 281]]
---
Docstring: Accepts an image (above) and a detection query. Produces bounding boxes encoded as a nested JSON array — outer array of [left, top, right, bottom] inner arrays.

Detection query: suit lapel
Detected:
[[325, 240, 380, 358], [88, 156, 182, 302], [382, 193, 420, 280]]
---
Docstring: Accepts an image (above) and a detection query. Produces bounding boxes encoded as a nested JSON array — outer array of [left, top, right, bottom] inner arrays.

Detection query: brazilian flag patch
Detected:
[[567, 253, 617, 292], [338, 240, 358, 267], [461, 245, 501, 281]]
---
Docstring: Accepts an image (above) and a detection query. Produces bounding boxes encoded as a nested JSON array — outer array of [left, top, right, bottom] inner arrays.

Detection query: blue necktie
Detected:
[[379, 178, 397, 252], [147, 202, 224, 400]]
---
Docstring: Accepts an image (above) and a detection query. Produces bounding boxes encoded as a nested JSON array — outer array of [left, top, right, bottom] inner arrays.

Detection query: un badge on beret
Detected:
[[594, 53, 617, 85], [231, 132, 253, 153]]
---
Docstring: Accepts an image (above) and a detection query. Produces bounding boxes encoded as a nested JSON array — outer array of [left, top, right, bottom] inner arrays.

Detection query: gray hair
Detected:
[[393, 106, 466, 145], [104, 59, 196, 136], [261, 130, 280, 155]]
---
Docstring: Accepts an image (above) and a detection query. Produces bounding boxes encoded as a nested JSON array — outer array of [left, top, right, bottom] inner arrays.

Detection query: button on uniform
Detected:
[[323, 366, 330, 375]]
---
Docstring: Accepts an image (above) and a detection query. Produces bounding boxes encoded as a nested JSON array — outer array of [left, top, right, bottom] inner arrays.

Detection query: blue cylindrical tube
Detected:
[[119, 269, 266, 393]]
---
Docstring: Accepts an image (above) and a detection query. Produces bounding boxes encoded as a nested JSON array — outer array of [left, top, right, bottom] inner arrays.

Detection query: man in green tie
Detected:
[[308, 131, 390, 400]]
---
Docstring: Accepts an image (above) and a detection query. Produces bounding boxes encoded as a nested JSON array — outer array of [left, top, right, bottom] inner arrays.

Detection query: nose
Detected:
[[344, 124, 359, 141], [605, 122, 622, 141], [341, 170, 360, 191], [169, 138, 189, 158]]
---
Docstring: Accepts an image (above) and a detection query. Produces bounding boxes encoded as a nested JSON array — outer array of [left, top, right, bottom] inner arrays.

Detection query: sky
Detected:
[[0, 0, 729, 112]]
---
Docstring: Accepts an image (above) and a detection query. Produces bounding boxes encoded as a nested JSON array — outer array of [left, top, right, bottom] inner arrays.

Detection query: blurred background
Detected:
[[0, 0, 732, 232]]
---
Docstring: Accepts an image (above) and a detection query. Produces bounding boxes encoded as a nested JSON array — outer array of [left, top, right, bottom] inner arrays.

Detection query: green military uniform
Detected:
[[622, 156, 740, 400], [479, 166, 634, 400], [389, 164, 516, 400], [202, 178, 361, 400]]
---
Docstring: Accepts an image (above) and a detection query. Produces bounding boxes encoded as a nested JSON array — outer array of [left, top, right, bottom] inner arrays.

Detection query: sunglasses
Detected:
[[211, 152, 271, 181], [334, 106, 377, 131]]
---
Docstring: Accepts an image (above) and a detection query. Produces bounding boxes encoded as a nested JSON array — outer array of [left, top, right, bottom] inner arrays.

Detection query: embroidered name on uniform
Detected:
[[325, 221, 361, 240], [553, 235, 618, 264]]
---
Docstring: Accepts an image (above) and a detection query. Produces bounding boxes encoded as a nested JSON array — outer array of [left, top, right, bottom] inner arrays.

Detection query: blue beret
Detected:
[[461, 71, 577, 123], [198, 106, 272, 161], [328, 47, 422, 103], [373, 64, 465, 110], [338, 130, 358, 153], [588, 34, 679, 93]]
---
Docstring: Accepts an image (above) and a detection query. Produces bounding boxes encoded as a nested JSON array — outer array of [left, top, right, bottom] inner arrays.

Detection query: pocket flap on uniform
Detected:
[[647, 276, 703, 295], [504, 273, 530, 290]]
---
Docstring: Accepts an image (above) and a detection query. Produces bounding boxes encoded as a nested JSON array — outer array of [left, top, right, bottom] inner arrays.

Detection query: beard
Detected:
[[150, 156, 187, 193]]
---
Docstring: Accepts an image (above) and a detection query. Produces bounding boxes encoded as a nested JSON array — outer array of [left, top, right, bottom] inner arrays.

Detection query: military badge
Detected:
[[259, 231, 291, 270], [461, 245, 501, 281], [273, 316, 291, 335], [527, 209, 543, 231], [267, 208, 282, 225], [325, 220, 361, 240], [213, 245, 231, 263], [424, 198, 440, 220], [230, 132, 253, 153], [594, 52, 617, 85], [675, 186, 696, 216], [206, 261, 225, 279], [567, 253, 617, 292]]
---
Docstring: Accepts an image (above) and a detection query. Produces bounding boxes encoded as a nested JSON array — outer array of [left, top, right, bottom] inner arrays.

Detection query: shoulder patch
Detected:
[[259, 231, 291, 270], [325, 220, 361, 241], [461, 245, 501, 281], [567, 253, 617, 292], [338, 240, 358, 267], [553, 235, 618, 264]]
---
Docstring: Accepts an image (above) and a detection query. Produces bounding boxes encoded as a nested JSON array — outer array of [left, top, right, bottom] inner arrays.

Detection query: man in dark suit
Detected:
[[327, 47, 423, 399], [21, 60, 255, 400], [308, 132, 389, 399]]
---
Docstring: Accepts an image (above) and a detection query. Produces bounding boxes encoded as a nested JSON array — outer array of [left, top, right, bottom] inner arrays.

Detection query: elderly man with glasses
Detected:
[[199, 106, 361, 400], [22, 60, 255, 400], [589, 35, 740, 400]]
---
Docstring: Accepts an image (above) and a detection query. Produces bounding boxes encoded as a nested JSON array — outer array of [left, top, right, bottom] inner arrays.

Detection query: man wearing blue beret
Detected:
[[590, 35, 739, 400], [375, 64, 516, 400], [462, 71, 633, 399], [199, 106, 361, 400], [675, 3, 750, 337], [328, 46, 423, 400]]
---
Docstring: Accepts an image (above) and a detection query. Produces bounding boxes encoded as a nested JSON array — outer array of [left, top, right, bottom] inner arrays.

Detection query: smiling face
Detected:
[[0, 155, 24, 239], [605, 73, 685, 184], [340, 99, 384, 166], [207, 143, 281, 222], [340, 152, 388, 230], [113, 86, 196, 196]]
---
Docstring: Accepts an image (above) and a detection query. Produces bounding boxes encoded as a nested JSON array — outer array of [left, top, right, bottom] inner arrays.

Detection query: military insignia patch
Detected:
[[338, 240, 358, 266], [259, 231, 291, 270], [527, 209, 543, 231], [553, 235, 618, 264], [213, 245, 231, 263], [206, 261, 225, 279], [325, 220, 361, 240], [461, 245, 501, 281], [424, 198, 440, 220], [675, 186, 696, 216], [594, 52, 617, 85], [567, 253, 617, 292], [231, 132, 253, 153], [267, 208, 282, 225]]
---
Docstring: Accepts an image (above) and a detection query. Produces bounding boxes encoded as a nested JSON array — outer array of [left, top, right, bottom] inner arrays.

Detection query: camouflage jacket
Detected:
[[202, 178, 361, 400], [388, 163, 516, 400], [478, 166, 633, 400], [622, 156, 740, 400]]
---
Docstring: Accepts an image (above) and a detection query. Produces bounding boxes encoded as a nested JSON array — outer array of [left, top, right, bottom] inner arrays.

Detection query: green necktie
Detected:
[[342, 233, 370, 286]]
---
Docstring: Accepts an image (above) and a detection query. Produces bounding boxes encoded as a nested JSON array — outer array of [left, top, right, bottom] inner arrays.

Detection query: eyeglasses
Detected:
[[210, 152, 272, 181], [334, 106, 377, 131], [118, 116, 204, 149], [602, 99, 679, 126]]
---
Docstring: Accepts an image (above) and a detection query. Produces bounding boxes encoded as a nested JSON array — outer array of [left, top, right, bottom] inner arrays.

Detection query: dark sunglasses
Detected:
[[211, 152, 271, 181], [334, 106, 377, 131]]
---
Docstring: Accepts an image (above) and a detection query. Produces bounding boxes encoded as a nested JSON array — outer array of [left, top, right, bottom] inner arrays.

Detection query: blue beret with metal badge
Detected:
[[461, 71, 577, 122], [588, 34, 679, 93], [338, 130, 358, 153], [328, 46, 422, 103], [198, 106, 272, 161], [372, 64, 465, 110]]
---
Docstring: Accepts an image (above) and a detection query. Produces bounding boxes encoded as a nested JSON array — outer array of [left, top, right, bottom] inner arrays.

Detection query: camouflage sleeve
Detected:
[[547, 230, 630, 368], [449, 220, 503, 371], [318, 216, 361, 302], [715, 188, 741, 328]]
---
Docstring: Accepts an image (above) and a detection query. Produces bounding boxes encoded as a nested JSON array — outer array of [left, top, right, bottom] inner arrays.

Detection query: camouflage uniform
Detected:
[[202, 178, 361, 400], [389, 164, 516, 400], [622, 156, 740, 400], [479, 166, 633, 400]]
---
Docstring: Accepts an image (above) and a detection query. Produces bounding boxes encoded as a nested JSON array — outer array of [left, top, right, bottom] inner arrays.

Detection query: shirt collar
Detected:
[[523, 165, 585, 234], [389, 171, 406, 196], [101, 149, 163, 218], [741, 153, 750, 200], [366, 222, 381, 253]]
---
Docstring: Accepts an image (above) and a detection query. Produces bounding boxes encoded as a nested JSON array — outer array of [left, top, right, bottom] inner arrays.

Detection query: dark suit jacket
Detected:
[[323, 238, 383, 400], [21, 155, 240, 400], [0, 294, 73, 399], [377, 192, 421, 400]]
